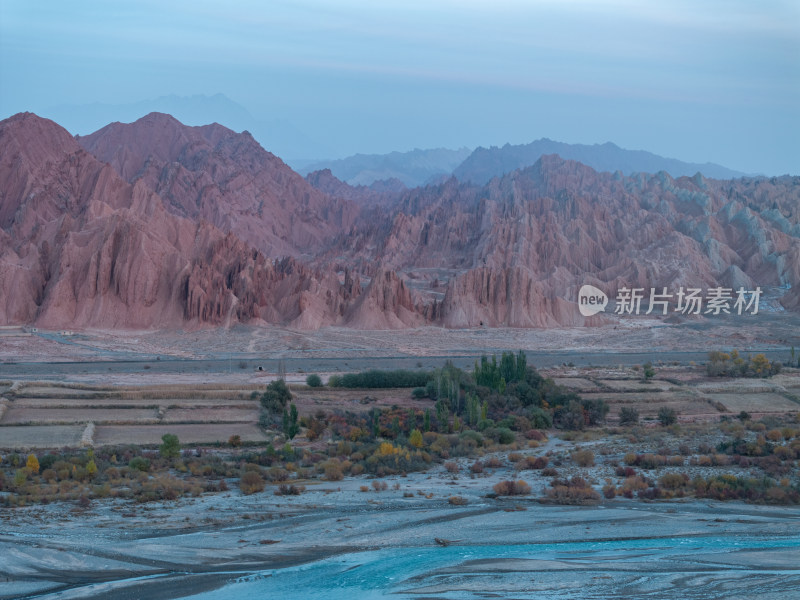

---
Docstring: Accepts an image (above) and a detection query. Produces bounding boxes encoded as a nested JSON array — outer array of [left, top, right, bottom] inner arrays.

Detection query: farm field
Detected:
[[1, 366, 798, 450]]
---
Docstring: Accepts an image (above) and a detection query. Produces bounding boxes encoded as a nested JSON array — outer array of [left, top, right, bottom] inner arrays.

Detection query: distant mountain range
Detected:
[[36, 94, 752, 187], [1, 111, 797, 330], [452, 139, 747, 184], [301, 138, 747, 189], [299, 147, 473, 188]]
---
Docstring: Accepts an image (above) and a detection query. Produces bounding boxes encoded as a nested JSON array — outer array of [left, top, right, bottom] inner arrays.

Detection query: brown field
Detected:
[[161, 408, 259, 423], [596, 379, 675, 392], [551, 378, 599, 391], [702, 392, 800, 414], [12, 397, 258, 409], [2, 407, 159, 425], [695, 380, 787, 394], [0, 425, 84, 449], [92, 423, 267, 445]]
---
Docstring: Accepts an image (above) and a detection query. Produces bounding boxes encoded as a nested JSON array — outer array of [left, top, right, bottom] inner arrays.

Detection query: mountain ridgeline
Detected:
[[0, 112, 797, 330]]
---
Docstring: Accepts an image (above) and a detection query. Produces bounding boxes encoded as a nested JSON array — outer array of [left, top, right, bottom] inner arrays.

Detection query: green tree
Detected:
[[306, 374, 322, 387], [516, 350, 527, 382], [466, 393, 480, 426], [407, 408, 416, 431], [500, 351, 516, 384], [436, 399, 449, 432], [643, 362, 655, 381], [283, 403, 300, 439], [159, 434, 180, 459], [371, 408, 381, 438], [261, 379, 292, 413], [423, 408, 431, 432]]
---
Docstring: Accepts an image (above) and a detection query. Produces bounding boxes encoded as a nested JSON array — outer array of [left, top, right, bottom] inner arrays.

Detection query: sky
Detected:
[[1, 0, 798, 173]]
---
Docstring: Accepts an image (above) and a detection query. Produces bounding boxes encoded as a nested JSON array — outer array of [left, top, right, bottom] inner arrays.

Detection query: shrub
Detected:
[[553, 400, 586, 430], [13, 469, 27, 487], [619, 407, 639, 426], [766, 429, 783, 442], [658, 472, 688, 490], [306, 374, 323, 387], [240, 471, 265, 495], [620, 475, 649, 495], [527, 407, 553, 429], [493, 480, 531, 496], [444, 461, 459, 473], [448, 495, 468, 505], [275, 484, 305, 496], [128, 457, 150, 472], [372, 480, 388, 491], [545, 476, 601, 505], [323, 461, 344, 481], [603, 484, 616, 499], [460, 429, 484, 446], [516, 456, 548, 470], [484, 456, 503, 468], [658, 407, 677, 426], [228, 435, 242, 447], [572, 450, 595, 467], [525, 429, 546, 441], [484, 427, 515, 444], [412, 387, 428, 399]]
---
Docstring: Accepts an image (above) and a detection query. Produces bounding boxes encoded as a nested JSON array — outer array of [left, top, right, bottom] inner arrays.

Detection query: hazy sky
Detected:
[[1, 0, 797, 173]]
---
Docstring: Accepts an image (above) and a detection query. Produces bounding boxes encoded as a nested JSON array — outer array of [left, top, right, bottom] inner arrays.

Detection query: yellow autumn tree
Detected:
[[26, 454, 39, 474], [409, 429, 423, 448]]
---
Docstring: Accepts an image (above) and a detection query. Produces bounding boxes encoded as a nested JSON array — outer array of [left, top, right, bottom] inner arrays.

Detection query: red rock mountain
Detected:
[[322, 156, 800, 326], [2, 112, 798, 330], [77, 113, 358, 258], [0, 113, 391, 329]]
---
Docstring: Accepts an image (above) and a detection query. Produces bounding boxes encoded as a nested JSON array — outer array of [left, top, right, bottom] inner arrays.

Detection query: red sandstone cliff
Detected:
[[78, 113, 359, 258], [3, 113, 798, 330]]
